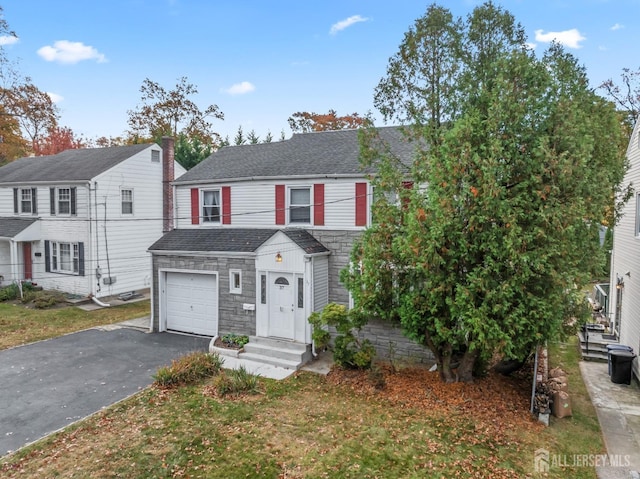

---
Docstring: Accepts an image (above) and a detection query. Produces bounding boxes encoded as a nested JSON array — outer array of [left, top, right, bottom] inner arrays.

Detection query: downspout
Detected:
[[91, 295, 111, 307], [94, 183, 101, 294], [87, 181, 94, 296]]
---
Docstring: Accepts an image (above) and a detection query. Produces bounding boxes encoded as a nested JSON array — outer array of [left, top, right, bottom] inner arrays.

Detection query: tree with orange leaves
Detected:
[[288, 109, 368, 134], [33, 126, 88, 156]]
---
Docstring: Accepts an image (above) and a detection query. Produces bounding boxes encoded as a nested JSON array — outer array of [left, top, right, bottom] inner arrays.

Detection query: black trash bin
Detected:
[[610, 350, 636, 385], [607, 345, 634, 376]]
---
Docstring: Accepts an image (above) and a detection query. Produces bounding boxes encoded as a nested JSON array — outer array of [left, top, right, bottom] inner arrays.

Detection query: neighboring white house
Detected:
[[0, 138, 184, 299], [149, 127, 433, 368], [609, 120, 640, 377]]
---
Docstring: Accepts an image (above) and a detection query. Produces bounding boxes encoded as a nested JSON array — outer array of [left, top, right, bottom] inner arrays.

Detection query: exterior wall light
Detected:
[[275, 252, 283, 263]]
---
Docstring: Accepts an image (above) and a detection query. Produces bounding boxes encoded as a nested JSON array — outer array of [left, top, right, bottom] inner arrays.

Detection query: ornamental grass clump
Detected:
[[153, 351, 223, 388]]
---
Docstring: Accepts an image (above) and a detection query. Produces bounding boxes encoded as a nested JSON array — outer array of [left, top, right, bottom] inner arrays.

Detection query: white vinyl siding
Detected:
[[174, 178, 365, 229], [610, 121, 640, 379], [313, 256, 329, 312]]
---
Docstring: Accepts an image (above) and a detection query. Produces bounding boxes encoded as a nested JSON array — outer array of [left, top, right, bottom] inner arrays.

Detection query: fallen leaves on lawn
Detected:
[[327, 363, 543, 478]]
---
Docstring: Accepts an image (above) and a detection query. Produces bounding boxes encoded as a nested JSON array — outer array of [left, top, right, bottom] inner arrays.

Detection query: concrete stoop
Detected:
[[579, 330, 619, 362], [239, 336, 313, 370]]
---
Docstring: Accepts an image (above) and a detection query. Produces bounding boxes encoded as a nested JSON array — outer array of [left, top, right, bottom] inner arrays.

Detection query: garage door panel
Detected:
[[165, 272, 218, 336]]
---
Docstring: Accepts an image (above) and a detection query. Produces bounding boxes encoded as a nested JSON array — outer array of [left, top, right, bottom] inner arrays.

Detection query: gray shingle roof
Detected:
[[282, 229, 329, 254], [0, 217, 38, 238], [148, 228, 329, 255], [0, 144, 154, 184], [148, 228, 277, 253], [175, 126, 416, 184]]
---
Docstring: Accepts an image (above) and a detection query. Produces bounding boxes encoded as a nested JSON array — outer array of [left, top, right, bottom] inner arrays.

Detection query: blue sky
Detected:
[[2, 0, 639, 143]]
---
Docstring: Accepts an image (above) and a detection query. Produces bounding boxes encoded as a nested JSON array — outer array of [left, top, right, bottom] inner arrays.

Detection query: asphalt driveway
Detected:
[[0, 326, 210, 456]]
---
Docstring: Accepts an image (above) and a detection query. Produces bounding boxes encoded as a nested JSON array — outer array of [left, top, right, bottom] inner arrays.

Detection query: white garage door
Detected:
[[165, 272, 218, 336]]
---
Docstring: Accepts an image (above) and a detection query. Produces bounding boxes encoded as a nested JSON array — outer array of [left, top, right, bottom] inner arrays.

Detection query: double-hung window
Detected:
[[58, 188, 71, 215], [289, 187, 311, 224], [121, 189, 133, 215], [47, 241, 83, 275], [21, 189, 33, 213], [13, 188, 37, 215], [50, 187, 76, 216], [202, 190, 221, 223]]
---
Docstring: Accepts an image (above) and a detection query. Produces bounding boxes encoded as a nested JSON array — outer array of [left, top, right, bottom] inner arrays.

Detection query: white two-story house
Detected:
[[609, 120, 640, 378], [0, 138, 184, 300], [149, 127, 433, 368]]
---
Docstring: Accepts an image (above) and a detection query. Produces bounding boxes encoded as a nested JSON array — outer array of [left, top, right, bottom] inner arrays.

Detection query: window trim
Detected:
[[48, 241, 82, 275], [229, 269, 242, 294], [201, 189, 222, 224], [121, 188, 134, 215], [57, 188, 72, 215], [288, 186, 312, 225], [14, 187, 37, 215]]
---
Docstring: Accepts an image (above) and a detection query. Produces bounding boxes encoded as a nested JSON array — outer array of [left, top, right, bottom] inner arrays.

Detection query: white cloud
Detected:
[[47, 92, 63, 103], [0, 35, 18, 46], [330, 15, 369, 35], [599, 45, 608, 51], [37, 40, 107, 64], [525, 42, 537, 50], [534, 29, 586, 49], [223, 81, 256, 95], [611, 23, 624, 31]]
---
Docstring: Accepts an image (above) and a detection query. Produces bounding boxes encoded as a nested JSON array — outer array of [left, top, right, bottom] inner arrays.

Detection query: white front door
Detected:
[[268, 273, 295, 339]]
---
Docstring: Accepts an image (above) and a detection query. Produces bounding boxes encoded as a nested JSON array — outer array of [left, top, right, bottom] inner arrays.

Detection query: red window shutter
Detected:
[[355, 182, 368, 226], [190, 188, 200, 225], [314, 184, 325, 226], [275, 185, 285, 225], [401, 181, 414, 209], [222, 186, 231, 224]]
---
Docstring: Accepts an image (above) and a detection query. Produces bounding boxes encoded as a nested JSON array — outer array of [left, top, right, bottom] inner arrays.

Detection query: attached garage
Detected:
[[163, 271, 218, 336]]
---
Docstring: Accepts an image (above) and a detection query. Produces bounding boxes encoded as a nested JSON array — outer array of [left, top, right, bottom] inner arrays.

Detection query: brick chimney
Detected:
[[161, 136, 175, 233]]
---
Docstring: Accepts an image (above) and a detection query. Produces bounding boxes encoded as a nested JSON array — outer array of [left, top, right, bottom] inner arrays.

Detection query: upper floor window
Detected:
[[121, 189, 133, 215], [151, 150, 160, 162], [289, 187, 311, 224], [202, 190, 221, 223], [58, 188, 71, 214], [21, 189, 33, 213], [13, 188, 37, 215], [50, 187, 77, 216]]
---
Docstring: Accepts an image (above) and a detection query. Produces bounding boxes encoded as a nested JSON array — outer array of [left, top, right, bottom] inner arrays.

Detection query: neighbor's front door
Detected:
[[268, 273, 295, 339], [22, 242, 32, 280]]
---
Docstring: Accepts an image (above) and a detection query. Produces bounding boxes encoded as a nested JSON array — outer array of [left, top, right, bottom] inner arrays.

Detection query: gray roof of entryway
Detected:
[[0, 217, 38, 238], [148, 228, 329, 255]]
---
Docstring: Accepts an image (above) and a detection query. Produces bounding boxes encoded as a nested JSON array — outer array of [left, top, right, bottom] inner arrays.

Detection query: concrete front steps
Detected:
[[579, 327, 619, 362], [240, 336, 313, 370]]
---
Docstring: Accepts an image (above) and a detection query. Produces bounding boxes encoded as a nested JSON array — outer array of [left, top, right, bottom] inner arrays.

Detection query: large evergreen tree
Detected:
[[342, 2, 629, 382]]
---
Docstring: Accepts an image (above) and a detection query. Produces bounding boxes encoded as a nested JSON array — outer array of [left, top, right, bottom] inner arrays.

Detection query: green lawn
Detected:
[[0, 302, 604, 479], [0, 300, 150, 350]]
